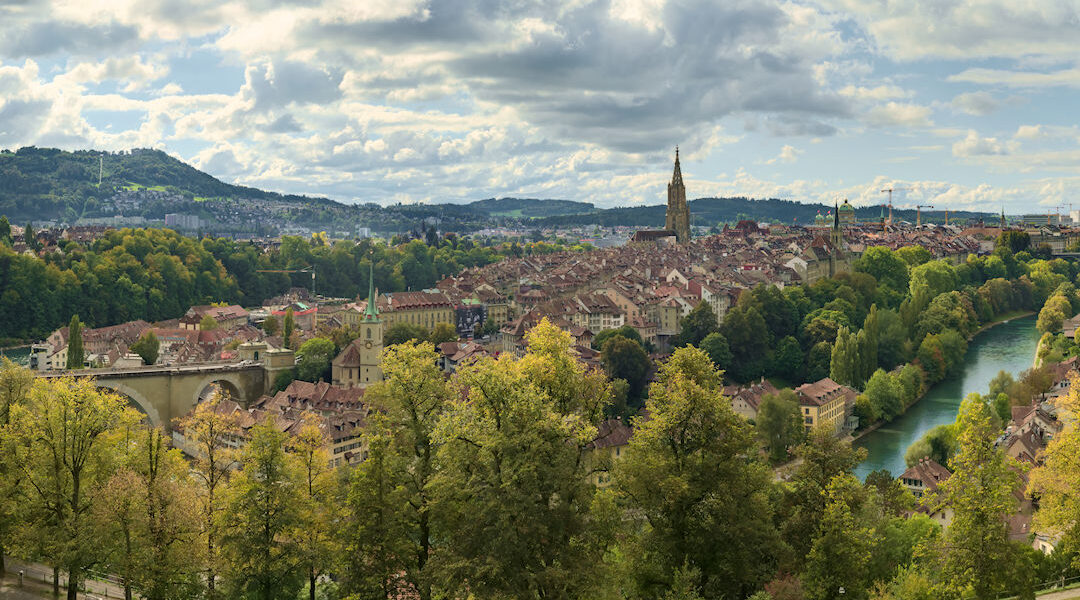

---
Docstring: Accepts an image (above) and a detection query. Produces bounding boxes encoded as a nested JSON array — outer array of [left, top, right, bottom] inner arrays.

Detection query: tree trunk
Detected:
[[66, 570, 78, 600], [52, 566, 59, 596], [125, 582, 133, 600], [309, 567, 316, 600]]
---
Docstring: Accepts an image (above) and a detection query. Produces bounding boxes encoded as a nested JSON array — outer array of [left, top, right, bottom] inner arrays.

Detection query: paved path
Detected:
[[1038, 587, 1080, 599], [3, 559, 129, 599]]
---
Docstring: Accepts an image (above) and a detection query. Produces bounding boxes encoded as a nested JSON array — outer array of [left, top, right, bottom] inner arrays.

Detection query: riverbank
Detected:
[[851, 310, 1034, 444], [854, 314, 1041, 479]]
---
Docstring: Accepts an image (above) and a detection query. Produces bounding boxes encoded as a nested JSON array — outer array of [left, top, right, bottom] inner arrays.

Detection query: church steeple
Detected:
[[665, 146, 690, 244], [363, 261, 379, 321], [1000, 206, 1007, 229], [672, 146, 683, 186]]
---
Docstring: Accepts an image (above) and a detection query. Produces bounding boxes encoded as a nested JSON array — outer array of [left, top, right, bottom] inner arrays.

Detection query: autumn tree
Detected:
[[430, 320, 613, 599], [617, 346, 782, 599], [803, 475, 875, 600], [0, 359, 33, 573], [96, 426, 202, 600], [1031, 376, 1080, 565], [177, 394, 240, 599], [428, 322, 458, 344], [344, 341, 451, 600], [930, 394, 1022, 599], [5, 377, 137, 600], [221, 419, 304, 600], [289, 414, 338, 600]]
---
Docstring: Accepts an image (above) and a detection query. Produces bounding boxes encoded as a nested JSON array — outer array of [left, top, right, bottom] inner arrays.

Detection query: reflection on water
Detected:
[[854, 315, 1040, 480]]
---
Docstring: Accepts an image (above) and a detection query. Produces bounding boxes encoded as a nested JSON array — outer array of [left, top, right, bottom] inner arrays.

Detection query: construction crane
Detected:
[[916, 204, 934, 228], [880, 187, 910, 226], [257, 265, 316, 296]]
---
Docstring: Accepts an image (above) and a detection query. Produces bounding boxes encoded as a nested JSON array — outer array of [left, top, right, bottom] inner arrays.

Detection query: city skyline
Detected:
[[0, 1, 1078, 212]]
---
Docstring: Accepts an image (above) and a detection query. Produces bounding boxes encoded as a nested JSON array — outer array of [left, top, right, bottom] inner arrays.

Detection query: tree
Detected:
[[66, 314, 84, 369], [904, 423, 956, 468], [1038, 296, 1068, 334], [930, 395, 1023, 599], [283, 308, 295, 348], [430, 320, 612, 599], [5, 377, 137, 600], [997, 230, 1030, 255], [295, 337, 335, 382], [757, 389, 805, 463], [864, 470, 914, 518], [24, 222, 39, 251], [384, 322, 429, 346], [199, 314, 219, 331], [592, 325, 641, 349], [617, 346, 781, 599], [221, 419, 304, 600], [345, 341, 452, 600], [721, 305, 770, 382], [0, 215, 10, 245], [177, 394, 240, 599], [262, 316, 279, 337], [769, 336, 805, 382], [896, 245, 932, 267], [479, 317, 500, 337], [696, 331, 732, 373], [865, 369, 903, 423], [0, 359, 33, 573], [856, 247, 910, 294], [289, 414, 337, 600], [601, 335, 652, 409], [130, 331, 160, 365], [830, 326, 857, 388], [1031, 378, 1080, 559], [803, 475, 875, 600], [780, 427, 867, 564], [96, 426, 203, 600], [676, 301, 719, 347], [806, 341, 833, 382], [428, 322, 458, 344]]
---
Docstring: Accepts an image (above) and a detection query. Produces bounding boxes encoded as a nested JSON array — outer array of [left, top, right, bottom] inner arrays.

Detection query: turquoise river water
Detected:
[[853, 314, 1041, 480]]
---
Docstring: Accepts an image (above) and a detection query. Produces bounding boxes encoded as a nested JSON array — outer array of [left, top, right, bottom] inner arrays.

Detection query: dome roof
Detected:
[[814, 211, 825, 225], [838, 199, 855, 213]]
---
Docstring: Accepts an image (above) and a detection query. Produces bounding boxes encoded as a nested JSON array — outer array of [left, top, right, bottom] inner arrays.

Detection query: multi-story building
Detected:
[[377, 290, 455, 330], [795, 377, 854, 435]]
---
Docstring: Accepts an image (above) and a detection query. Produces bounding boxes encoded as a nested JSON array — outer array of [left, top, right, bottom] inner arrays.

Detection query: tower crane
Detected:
[[256, 265, 316, 296], [916, 205, 934, 228], [879, 187, 910, 226]]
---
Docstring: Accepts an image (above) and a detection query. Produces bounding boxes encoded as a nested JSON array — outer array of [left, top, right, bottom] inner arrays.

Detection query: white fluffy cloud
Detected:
[[0, 0, 1077, 211]]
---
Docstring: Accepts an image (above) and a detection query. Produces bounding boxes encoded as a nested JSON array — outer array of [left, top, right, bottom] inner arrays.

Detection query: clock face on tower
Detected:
[[365, 340, 373, 349]]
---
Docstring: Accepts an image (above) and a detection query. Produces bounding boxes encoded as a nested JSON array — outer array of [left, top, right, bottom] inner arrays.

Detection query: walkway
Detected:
[[3, 558, 129, 599]]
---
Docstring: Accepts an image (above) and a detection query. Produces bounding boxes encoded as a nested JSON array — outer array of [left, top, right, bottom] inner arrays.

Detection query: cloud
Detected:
[[952, 130, 1011, 157], [864, 102, 933, 127], [951, 91, 1000, 116], [948, 66, 1080, 88], [817, 1, 1080, 61], [767, 144, 802, 164], [0, 20, 139, 58]]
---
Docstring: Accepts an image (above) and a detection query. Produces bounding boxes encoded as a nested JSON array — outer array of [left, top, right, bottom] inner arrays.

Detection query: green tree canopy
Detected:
[[130, 330, 160, 365]]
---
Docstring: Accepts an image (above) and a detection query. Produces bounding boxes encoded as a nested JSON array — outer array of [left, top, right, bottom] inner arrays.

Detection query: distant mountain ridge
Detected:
[[0, 146, 995, 232]]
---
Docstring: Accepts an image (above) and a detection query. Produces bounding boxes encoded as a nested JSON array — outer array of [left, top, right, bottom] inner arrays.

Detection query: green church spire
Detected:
[[364, 261, 379, 321]]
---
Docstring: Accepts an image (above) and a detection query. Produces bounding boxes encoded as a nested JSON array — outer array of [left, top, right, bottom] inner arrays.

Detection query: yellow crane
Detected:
[[916, 204, 934, 228], [879, 187, 910, 226]]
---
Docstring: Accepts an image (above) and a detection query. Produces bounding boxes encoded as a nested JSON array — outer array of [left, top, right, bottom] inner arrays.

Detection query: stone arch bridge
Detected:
[[38, 361, 273, 429]]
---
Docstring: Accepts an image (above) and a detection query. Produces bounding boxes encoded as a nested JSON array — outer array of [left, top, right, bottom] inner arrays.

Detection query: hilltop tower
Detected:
[[665, 147, 691, 244]]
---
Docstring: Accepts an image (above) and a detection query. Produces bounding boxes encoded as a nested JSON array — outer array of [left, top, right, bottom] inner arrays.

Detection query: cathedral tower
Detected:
[[665, 147, 691, 244]]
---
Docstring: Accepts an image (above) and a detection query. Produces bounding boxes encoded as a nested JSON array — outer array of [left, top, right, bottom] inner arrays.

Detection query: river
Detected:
[[853, 314, 1040, 480], [0, 346, 30, 366]]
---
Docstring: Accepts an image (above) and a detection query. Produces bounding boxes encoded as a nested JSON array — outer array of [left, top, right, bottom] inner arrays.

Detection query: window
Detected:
[[366, 327, 371, 339]]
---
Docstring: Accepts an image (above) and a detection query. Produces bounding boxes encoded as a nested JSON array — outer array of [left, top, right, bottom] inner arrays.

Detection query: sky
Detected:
[[1, 0, 1078, 213]]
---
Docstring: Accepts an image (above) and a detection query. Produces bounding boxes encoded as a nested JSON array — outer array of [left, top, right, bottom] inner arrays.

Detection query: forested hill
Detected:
[[534, 197, 997, 228]]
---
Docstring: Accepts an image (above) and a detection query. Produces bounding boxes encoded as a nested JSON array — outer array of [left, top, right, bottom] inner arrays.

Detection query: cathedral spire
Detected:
[[364, 261, 379, 321], [672, 146, 682, 186]]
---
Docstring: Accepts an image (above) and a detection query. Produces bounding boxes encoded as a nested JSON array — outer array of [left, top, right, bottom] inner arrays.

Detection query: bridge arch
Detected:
[[95, 380, 163, 428], [190, 371, 254, 408]]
